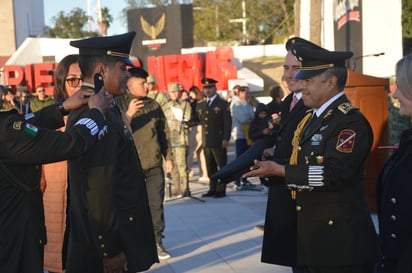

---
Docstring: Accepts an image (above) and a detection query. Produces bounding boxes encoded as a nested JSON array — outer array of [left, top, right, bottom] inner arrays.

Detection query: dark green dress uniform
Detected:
[[65, 97, 158, 273], [377, 128, 412, 273], [0, 105, 107, 273], [196, 91, 232, 196], [64, 32, 158, 273], [284, 95, 379, 267]]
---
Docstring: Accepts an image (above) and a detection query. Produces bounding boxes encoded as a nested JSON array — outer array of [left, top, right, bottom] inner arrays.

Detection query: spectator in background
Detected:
[[230, 85, 255, 190], [226, 84, 240, 105], [17, 90, 32, 114], [186, 85, 209, 182], [116, 67, 173, 261], [376, 54, 412, 273], [30, 85, 54, 112], [147, 74, 169, 107], [266, 85, 284, 118], [162, 82, 191, 196], [1, 87, 19, 111], [42, 54, 81, 273], [180, 89, 190, 101]]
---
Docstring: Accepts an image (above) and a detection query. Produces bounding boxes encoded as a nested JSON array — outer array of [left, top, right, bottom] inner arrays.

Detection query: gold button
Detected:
[[298, 146, 302, 151], [98, 235, 103, 240], [39, 239, 43, 244], [129, 217, 134, 221], [296, 205, 302, 212], [103, 253, 108, 257], [100, 244, 105, 248], [390, 233, 397, 239], [328, 220, 334, 225]]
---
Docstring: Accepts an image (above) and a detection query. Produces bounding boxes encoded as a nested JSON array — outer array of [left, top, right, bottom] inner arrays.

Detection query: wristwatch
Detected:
[[56, 100, 70, 116]]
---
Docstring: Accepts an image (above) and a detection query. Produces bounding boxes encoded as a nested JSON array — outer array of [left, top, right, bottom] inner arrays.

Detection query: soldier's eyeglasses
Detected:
[[65, 78, 82, 87]]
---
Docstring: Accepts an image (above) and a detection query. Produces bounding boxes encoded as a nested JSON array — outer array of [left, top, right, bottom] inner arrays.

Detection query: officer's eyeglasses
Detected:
[[65, 78, 82, 87]]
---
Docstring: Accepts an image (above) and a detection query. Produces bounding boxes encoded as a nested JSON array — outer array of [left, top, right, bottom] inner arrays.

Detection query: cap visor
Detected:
[[294, 68, 327, 80], [118, 57, 135, 67]]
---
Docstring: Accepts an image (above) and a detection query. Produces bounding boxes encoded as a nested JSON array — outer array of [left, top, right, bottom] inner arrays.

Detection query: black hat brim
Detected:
[[118, 57, 135, 67], [295, 68, 328, 80]]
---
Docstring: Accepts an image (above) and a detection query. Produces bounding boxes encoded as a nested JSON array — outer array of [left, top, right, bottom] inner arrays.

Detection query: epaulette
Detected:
[[337, 102, 358, 115]]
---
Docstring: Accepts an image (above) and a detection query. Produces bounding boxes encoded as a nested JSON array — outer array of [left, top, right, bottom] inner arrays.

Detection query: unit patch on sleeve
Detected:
[[12, 120, 23, 130], [336, 129, 356, 153]]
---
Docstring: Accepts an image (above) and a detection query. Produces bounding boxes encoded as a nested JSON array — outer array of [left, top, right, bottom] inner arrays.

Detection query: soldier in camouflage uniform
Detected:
[[162, 82, 191, 196], [147, 74, 169, 107]]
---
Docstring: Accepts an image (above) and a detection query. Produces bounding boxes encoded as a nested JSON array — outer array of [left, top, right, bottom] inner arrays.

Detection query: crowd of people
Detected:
[[1, 31, 412, 273]]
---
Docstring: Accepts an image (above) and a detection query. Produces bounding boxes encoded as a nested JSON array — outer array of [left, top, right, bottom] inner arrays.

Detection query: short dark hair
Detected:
[[128, 67, 148, 79], [322, 67, 348, 90], [78, 55, 118, 78]]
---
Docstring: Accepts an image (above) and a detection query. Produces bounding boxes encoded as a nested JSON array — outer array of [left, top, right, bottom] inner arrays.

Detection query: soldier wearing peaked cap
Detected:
[[195, 77, 232, 198], [64, 32, 158, 273], [244, 43, 379, 273], [0, 88, 111, 273]]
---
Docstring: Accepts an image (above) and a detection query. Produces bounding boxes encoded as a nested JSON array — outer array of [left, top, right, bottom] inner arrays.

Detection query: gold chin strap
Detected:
[[289, 111, 313, 199]]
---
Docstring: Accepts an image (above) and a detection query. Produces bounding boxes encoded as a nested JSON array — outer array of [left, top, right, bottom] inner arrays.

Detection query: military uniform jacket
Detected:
[[377, 127, 412, 264], [284, 94, 379, 266], [65, 102, 158, 273], [116, 93, 172, 170], [262, 93, 309, 266], [196, 97, 231, 147], [0, 105, 107, 273]]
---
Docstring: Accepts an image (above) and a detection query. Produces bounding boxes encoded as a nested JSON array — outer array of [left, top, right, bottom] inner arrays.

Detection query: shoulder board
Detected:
[[338, 102, 358, 115]]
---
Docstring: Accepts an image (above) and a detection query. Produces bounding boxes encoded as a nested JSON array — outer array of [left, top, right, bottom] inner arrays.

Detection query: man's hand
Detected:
[[165, 159, 173, 173], [62, 89, 93, 111], [126, 98, 145, 118], [243, 160, 285, 178], [88, 88, 114, 114], [103, 252, 127, 273], [222, 140, 229, 149]]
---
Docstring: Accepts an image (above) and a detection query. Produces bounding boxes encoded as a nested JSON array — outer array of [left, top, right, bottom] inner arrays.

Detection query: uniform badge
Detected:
[[13, 120, 23, 130], [311, 134, 322, 145], [336, 129, 356, 153], [320, 125, 328, 131]]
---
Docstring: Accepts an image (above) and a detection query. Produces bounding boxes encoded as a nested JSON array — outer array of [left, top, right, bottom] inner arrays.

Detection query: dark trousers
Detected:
[[144, 166, 165, 243], [204, 146, 227, 192], [305, 262, 375, 273]]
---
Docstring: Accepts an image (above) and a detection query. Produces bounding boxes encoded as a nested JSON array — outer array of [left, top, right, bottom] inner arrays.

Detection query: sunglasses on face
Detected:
[[65, 77, 82, 87]]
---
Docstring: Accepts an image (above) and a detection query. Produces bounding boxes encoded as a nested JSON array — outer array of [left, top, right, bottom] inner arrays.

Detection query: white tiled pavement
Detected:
[[148, 146, 292, 273]]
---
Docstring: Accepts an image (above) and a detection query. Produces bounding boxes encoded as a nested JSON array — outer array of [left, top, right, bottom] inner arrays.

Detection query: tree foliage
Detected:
[[47, 7, 113, 38], [192, 0, 294, 45]]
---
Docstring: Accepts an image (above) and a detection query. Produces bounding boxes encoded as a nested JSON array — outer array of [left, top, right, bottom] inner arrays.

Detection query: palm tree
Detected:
[[99, 7, 113, 36]]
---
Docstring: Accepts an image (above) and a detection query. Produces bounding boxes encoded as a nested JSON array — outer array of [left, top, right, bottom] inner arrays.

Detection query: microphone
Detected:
[[351, 52, 385, 70]]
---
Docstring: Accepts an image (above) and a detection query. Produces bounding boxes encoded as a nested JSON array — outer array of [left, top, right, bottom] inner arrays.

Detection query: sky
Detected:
[[43, 0, 128, 35]]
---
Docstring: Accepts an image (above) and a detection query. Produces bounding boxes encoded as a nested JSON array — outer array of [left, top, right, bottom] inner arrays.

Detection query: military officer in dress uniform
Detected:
[[244, 43, 379, 273], [0, 90, 110, 273], [196, 78, 231, 198], [64, 32, 158, 273]]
